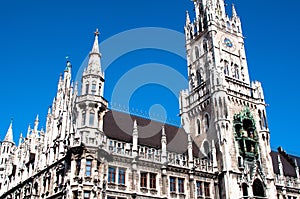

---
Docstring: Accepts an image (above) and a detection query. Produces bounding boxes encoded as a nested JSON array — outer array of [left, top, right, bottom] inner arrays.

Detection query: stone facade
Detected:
[[0, 0, 299, 199]]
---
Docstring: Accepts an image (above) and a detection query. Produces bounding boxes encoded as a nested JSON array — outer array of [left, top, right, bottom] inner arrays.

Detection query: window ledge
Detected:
[[140, 187, 149, 193], [118, 184, 127, 191]]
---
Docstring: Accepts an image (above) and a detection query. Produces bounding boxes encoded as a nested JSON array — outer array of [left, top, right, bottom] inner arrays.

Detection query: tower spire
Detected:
[[34, 114, 39, 132], [86, 28, 102, 74], [4, 119, 14, 143]]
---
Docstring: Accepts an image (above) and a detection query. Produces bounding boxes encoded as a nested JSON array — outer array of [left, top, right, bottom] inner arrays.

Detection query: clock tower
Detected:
[[180, 0, 277, 198]]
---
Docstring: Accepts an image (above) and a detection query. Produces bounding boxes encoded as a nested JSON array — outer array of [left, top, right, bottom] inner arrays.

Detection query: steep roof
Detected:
[[103, 110, 200, 156], [270, 150, 300, 177]]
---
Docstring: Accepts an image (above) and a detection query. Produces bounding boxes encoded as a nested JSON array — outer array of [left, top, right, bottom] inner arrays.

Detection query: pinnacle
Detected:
[[4, 120, 14, 143]]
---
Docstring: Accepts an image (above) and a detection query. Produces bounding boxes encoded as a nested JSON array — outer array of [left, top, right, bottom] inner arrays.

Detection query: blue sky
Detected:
[[0, 0, 299, 155]]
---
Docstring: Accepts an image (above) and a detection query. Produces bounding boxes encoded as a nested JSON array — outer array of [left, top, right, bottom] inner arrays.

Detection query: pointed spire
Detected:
[[132, 120, 138, 158], [34, 114, 39, 132], [133, 120, 138, 136], [86, 28, 102, 75], [232, 4, 237, 17], [4, 120, 14, 143], [19, 132, 23, 146], [185, 10, 191, 25], [91, 29, 100, 54]]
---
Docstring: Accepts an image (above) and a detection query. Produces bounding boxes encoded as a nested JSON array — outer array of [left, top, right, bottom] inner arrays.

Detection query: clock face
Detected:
[[224, 38, 233, 48], [221, 35, 235, 51]]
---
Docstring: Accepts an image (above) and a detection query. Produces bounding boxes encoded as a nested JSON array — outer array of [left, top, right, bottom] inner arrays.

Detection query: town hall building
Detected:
[[0, 0, 299, 198]]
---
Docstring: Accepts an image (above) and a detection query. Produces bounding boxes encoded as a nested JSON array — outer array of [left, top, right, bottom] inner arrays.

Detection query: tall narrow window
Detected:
[[85, 84, 89, 95], [150, 173, 156, 189], [205, 114, 210, 131], [118, 168, 126, 185], [86, 160, 92, 176], [196, 181, 202, 196], [224, 61, 229, 75], [108, 167, 116, 183], [91, 83, 96, 95], [197, 119, 201, 135], [258, 110, 263, 130], [89, 112, 95, 126], [234, 65, 240, 79], [195, 46, 200, 59], [170, 177, 176, 192], [263, 111, 268, 129], [140, 172, 147, 188], [242, 183, 248, 197], [82, 112, 86, 126], [178, 178, 184, 193], [204, 182, 210, 197], [196, 70, 202, 85], [203, 41, 208, 53], [75, 159, 81, 175]]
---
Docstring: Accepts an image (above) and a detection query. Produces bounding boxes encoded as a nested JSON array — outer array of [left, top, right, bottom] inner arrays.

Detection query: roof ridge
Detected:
[[109, 108, 182, 129]]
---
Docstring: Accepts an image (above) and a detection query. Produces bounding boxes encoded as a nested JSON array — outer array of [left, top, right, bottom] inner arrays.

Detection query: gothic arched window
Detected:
[[253, 179, 265, 197], [204, 114, 210, 132]]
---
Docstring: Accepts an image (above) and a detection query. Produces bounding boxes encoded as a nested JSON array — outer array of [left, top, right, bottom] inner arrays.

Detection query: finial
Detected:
[[65, 56, 72, 70], [94, 28, 100, 36]]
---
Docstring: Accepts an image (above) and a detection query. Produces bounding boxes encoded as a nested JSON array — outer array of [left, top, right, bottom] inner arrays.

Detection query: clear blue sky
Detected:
[[0, 0, 299, 155]]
